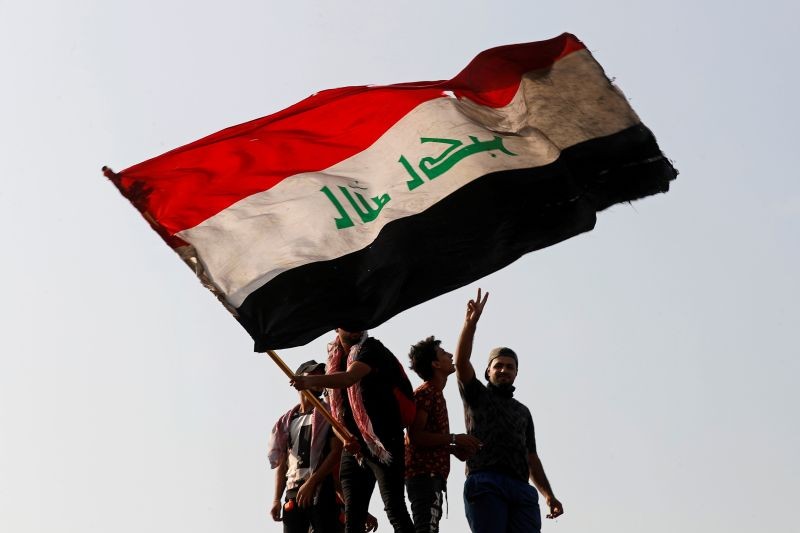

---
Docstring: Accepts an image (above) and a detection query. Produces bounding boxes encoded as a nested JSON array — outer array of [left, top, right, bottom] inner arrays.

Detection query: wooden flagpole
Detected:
[[100, 167, 357, 450], [265, 349, 356, 447]]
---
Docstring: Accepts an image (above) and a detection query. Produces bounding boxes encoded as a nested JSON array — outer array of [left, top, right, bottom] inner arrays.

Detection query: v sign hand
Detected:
[[465, 288, 489, 327]]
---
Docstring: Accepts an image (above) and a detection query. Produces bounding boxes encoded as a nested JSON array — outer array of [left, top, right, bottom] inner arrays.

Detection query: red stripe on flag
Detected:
[[448, 34, 586, 107], [116, 33, 586, 240], [119, 87, 444, 237]]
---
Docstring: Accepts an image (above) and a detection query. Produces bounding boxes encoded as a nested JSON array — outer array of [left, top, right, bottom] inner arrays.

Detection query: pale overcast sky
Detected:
[[1, 1, 798, 532]]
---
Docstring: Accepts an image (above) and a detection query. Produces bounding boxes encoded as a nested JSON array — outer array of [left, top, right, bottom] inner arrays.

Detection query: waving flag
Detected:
[[106, 33, 676, 350]]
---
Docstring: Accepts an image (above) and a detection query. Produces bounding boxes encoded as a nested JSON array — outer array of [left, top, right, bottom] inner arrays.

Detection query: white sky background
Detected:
[[1, 1, 798, 532]]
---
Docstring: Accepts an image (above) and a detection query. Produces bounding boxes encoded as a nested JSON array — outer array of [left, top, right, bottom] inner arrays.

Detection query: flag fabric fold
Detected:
[[108, 33, 677, 350]]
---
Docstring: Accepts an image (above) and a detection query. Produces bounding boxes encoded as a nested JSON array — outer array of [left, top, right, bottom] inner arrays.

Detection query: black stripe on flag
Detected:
[[238, 123, 676, 350]]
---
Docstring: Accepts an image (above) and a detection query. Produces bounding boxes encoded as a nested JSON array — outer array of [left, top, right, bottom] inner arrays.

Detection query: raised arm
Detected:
[[455, 288, 489, 384]]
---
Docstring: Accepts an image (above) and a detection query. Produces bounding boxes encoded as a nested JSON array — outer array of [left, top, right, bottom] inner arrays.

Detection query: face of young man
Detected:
[[335, 328, 364, 348], [305, 368, 326, 396], [487, 355, 518, 386], [431, 346, 455, 376]]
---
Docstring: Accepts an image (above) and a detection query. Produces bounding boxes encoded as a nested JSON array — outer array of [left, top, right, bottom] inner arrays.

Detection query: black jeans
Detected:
[[340, 446, 414, 533], [406, 474, 446, 533], [282, 477, 341, 533]]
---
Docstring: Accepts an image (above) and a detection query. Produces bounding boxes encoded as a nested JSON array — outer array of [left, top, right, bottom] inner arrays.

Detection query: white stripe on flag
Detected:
[[177, 50, 639, 308]]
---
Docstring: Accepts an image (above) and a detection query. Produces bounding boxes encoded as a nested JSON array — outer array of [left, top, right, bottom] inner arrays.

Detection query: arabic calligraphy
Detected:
[[399, 135, 516, 190], [320, 135, 516, 230], [320, 185, 391, 230]]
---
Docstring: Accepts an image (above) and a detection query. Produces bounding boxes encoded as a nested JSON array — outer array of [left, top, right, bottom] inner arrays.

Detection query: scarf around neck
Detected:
[[326, 332, 392, 463]]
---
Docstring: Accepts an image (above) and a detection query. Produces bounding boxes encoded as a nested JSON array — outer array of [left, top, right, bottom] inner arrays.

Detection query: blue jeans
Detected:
[[463, 471, 541, 533]]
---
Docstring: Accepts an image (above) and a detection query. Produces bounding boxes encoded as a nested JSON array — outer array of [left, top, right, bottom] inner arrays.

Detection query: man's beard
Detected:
[[488, 381, 515, 397]]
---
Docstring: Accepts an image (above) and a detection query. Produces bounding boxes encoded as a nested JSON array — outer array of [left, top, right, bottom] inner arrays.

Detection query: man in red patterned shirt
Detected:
[[405, 336, 482, 532]]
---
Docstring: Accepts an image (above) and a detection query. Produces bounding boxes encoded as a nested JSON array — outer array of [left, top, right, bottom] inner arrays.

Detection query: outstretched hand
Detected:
[[465, 288, 489, 327], [290, 375, 309, 391]]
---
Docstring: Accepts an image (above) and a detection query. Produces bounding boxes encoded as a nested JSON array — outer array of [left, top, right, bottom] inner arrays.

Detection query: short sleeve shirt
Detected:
[[405, 382, 450, 479], [459, 376, 536, 482], [286, 411, 313, 490], [336, 338, 407, 448]]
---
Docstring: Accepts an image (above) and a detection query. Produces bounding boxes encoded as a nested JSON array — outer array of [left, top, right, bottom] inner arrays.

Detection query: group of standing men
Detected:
[[268, 289, 564, 532]]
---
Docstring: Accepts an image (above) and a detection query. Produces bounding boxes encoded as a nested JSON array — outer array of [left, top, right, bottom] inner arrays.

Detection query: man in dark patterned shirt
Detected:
[[455, 289, 564, 533], [405, 336, 481, 532]]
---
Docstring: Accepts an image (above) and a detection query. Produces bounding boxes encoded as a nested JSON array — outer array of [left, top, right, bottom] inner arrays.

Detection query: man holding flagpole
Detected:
[[292, 329, 415, 533]]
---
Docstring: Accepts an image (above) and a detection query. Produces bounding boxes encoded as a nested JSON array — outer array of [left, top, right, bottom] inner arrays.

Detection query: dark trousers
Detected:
[[340, 447, 414, 533], [283, 477, 342, 533], [406, 474, 446, 533], [463, 471, 541, 533]]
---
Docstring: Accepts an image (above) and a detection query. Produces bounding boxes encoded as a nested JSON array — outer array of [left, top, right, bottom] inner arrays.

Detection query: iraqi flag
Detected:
[[106, 33, 677, 350]]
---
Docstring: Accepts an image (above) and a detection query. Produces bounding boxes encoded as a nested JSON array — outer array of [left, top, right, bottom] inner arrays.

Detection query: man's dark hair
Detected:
[[408, 336, 441, 381]]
